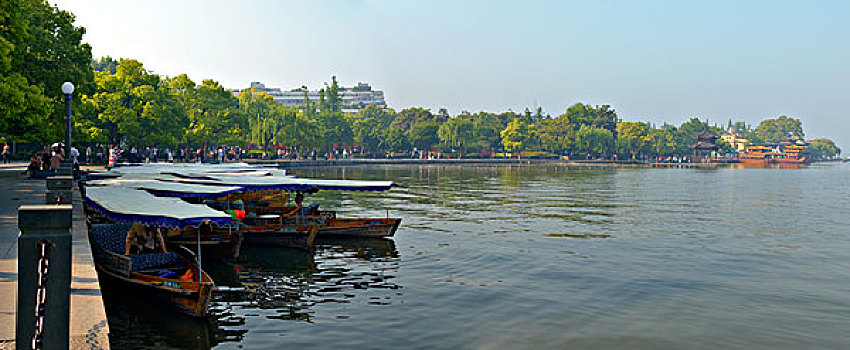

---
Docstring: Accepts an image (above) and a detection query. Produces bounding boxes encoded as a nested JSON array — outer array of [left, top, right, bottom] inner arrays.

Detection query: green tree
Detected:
[[564, 103, 619, 135], [500, 118, 528, 157], [808, 138, 841, 159], [92, 56, 119, 74], [438, 116, 474, 153], [616, 121, 649, 159], [575, 125, 614, 158], [0, 0, 92, 142], [753, 116, 804, 143], [348, 105, 396, 152], [534, 116, 574, 153], [316, 111, 352, 153], [645, 128, 676, 156], [322, 76, 341, 113], [177, 78, 246, 146], [239, 86, 284, 150], [81, 59, 186, 145], [409, 121, 440, 150]]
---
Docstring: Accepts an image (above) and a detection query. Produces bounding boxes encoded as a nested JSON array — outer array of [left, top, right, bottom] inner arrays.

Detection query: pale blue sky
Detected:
[[54, 0, 849, 150]]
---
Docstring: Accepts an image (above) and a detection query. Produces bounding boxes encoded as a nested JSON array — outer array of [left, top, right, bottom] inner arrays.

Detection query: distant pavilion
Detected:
[[692, 130, 719, 162]]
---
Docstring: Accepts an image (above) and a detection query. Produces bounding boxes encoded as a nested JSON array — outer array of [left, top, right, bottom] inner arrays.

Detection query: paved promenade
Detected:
[[0, 173, 109, 349]]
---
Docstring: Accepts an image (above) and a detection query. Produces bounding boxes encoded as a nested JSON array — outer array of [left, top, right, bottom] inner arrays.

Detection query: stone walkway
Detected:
[[0, 175, 109, 349]]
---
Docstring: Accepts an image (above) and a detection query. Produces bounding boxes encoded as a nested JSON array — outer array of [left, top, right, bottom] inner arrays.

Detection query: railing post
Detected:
[[45, 176, 73, 205], [17, 205, 72, 350]]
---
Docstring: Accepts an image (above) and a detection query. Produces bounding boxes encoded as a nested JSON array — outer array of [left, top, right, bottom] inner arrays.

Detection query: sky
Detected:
[[53, 0, 849, 150]]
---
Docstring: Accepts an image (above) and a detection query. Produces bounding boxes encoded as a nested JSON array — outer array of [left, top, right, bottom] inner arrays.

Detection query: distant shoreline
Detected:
[[243, 158, 734, 168]]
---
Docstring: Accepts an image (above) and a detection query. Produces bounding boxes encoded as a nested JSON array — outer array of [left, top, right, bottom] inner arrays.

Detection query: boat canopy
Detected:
[[86, 179, 243, 198], [87, 163, 284, 180], [161, 175, 396, 192], [84, 186, 233, 228]]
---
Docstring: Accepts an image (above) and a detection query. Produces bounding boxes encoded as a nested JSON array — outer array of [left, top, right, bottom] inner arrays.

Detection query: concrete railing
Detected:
[[17, 205, 72, 350]]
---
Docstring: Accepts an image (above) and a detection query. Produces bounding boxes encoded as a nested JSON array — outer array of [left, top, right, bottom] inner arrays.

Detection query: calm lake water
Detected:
[[104, 162, 850, 349]]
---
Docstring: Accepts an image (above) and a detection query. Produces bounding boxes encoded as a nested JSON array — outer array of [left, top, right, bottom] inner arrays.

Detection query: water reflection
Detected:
[[206, 237, 400, 341], [102, 237, 400, 349]]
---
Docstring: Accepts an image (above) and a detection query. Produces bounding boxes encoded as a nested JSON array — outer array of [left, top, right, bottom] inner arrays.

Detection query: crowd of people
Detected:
[[24, 142, 81, 178]]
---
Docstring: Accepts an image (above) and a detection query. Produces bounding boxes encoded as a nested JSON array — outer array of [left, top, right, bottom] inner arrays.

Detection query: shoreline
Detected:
[[243, 158, 733, 168]]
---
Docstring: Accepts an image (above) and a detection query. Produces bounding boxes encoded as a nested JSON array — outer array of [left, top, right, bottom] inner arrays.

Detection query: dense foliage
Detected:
[[1, 0, 93, 142]]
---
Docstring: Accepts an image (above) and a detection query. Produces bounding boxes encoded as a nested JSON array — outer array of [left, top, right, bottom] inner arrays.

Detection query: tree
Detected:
[[535, 116, 574, 153], [239, 86, 284, 151], [438, 116, 474, 153], [316, 111, 352, 153], [808, 138, 841, 159], [390, 107, 434, 132], [0, 0, 92, 142], [645, 128, 676, 156], [616, 122, 649, 159], [92, 56, 119, 74], [349, 105, 396, 152], [563, 103, 619, 135], [81, 59, 186, 146], [469, 112, 506, 151], [179, 78, 246, 146], [575, 125, 614, 158], [500, 118, 528, 157], [671, 118, 711, 155], [753, 116, 804, 143], [322, 76, 341, 113], [409, 121, 440, 150]]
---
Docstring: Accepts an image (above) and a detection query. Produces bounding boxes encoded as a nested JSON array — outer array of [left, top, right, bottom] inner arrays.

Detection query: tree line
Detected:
[[0, 0, 842, 160]]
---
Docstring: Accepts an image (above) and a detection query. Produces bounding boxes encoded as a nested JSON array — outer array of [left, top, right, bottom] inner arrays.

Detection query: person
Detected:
[[70, 145, 80, 170], [26, 152, 41, 177], [282, 192, 305, 217], [1, 142, 9, 164], [125, 223, 147, 255], [85, 146, 92, 165], [41, 146, 50, 171], [142, 226, 167, 253], [125, 224, 167, 255], [49, 151, 63, 170]]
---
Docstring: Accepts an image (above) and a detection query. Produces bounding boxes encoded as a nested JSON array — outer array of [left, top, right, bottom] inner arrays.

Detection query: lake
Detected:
[[103, 162, 850, 349]]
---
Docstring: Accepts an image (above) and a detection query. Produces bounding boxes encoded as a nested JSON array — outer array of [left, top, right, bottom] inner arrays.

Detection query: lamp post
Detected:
[[61, 82, 74, 157]]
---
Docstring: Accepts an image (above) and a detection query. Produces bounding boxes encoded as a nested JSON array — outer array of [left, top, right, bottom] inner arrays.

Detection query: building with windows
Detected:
[[720, 126, 750, 152], [233, 81, 386, 111]]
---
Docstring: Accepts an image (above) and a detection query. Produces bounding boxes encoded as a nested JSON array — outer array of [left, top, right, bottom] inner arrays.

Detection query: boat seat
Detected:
[[90, 223, 179, 272]]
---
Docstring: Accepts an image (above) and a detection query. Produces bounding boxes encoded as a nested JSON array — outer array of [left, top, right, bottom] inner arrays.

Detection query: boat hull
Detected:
[[168, 232, 242, 260], [93, 262, 213, 318], [316, 218, 401, 238], [239, 227, 317, 250]]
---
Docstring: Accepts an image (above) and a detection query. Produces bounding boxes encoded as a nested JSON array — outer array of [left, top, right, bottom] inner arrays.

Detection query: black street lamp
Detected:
[[61, 82, 74, 157]]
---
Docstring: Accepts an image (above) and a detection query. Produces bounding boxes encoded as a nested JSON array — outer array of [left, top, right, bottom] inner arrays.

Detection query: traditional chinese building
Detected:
[[692, 129, 719, 162]]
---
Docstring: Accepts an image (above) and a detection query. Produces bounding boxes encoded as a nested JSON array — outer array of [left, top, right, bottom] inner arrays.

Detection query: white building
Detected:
[[234, 82, 386, 111]]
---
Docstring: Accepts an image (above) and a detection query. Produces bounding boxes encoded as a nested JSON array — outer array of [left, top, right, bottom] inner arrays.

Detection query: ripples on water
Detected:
[[104, 163, 850, 349]]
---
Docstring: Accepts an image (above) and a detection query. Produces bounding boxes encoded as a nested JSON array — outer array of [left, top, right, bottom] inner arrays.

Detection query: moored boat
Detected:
[[88, 223, 214, 318], [82, 185, 233, 317]]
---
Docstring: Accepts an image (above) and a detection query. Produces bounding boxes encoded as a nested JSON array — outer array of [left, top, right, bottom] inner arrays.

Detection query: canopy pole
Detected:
[[197, 226, 202, 283]]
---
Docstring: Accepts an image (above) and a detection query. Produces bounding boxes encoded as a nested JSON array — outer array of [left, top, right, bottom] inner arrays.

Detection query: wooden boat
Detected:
[[88, 223, 214, 318], [245, 212, 401, 238], [235, 225, 318, 250], [224, 191, 402, 238], [81, 184, 235, 317]]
